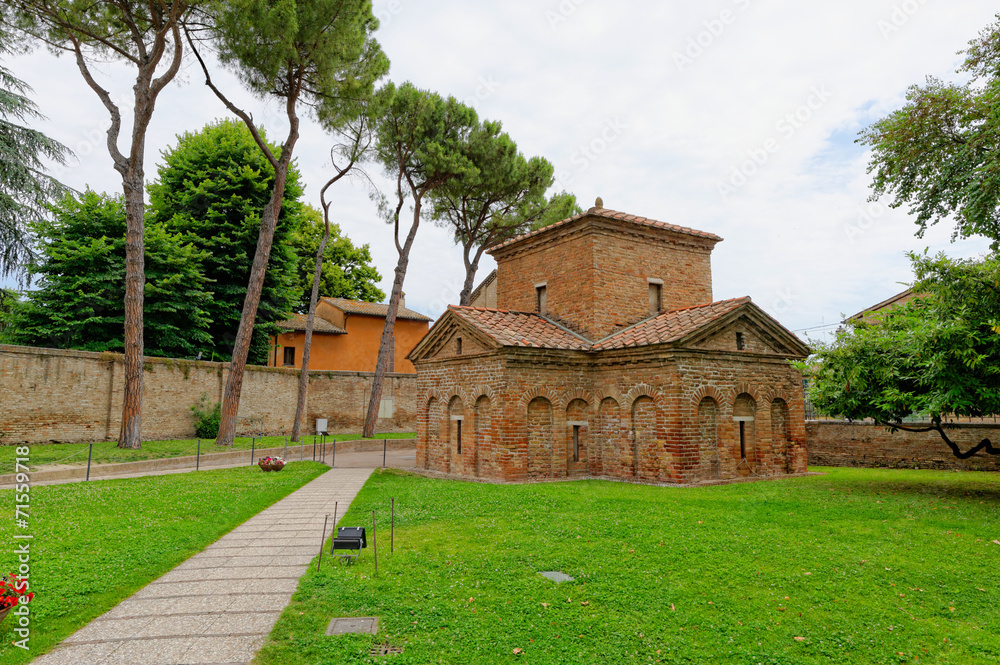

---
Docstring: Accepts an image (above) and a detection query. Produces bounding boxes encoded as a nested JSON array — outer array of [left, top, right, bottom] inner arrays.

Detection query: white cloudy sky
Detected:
[[5, 0, 997, 345]]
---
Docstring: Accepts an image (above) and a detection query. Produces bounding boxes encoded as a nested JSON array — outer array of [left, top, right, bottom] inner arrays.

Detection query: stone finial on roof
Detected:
[[594, 196, 603, 209]]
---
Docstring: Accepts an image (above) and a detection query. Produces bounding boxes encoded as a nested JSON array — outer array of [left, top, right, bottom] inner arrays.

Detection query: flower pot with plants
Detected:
[[257, 456, 285, 472], [1, 574, 33, 623]]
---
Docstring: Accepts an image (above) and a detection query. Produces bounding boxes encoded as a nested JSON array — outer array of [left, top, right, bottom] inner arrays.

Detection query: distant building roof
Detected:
[[846, 288, 916, 322], [276, 313, 346, 334], [321, 297, 433, 322], [489, 206, 722, 254], [468, 269, 497, 305]]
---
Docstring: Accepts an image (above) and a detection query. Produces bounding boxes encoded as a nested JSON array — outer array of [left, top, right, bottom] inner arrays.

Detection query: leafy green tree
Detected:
[[147, 119, 302, 364], [0, 287, 25, 343], [0, 31, 71, 282], [429, 119, 554, 306], [859, 15, 1000, 248], [363, 83, 479, 436], [802, 251, 1000, 459], [187, 0, 389, 445], [13, 190, 212, 358], [288, 206, 384, 312], [531, 191, 583, 230], [6, 0, 192, 448]]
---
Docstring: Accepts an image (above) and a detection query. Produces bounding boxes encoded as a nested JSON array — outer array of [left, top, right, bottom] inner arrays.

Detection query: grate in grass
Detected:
[[370, 643, 403, 656]]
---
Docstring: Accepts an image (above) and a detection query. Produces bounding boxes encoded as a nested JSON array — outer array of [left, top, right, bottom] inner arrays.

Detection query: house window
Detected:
[[536, 284, 547, 314], [736, 332, 745, 350], [456, 337, 463, 355], [649, 283, 662, 314], [739, 421, 746, 459], [456, 419, 463, 454], [283, 346, 295, 366], [573, 425, 581, 462]]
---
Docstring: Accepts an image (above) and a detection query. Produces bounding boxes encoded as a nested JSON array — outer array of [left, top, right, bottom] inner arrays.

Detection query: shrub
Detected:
[[190, 393, 221, 439]]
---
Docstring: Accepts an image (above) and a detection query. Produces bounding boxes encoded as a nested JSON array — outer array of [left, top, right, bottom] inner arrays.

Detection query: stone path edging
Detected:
[[29, 467, 374, 665]]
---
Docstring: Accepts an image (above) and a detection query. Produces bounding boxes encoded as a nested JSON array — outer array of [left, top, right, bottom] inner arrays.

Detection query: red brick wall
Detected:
[[1, 344, 416, 444], [413, 347, 808, 484], [492, 218, 716, 339], [806, 421, 1000, 471]]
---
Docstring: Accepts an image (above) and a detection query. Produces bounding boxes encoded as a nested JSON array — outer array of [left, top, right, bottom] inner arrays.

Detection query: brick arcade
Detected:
[[408, 202, 812, 484]]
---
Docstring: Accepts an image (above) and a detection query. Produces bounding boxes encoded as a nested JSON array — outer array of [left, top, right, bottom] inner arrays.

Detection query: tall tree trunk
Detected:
[[458, 242, 481, 307], [290, 225, 329, 443], [363, 205, 422, 437], [215, 170, 288, 446], [117, 170, 145, 449]]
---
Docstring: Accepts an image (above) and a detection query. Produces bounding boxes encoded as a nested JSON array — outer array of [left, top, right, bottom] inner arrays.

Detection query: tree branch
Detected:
[[68, 33, 127, 170], [184, 25, 278, 170]]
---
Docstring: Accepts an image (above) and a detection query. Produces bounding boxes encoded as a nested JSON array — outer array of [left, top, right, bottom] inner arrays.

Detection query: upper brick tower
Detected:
[[488, 202, 722, 340]]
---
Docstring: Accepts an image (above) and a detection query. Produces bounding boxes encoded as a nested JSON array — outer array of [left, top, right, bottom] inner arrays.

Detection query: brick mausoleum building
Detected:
[[408, 202, 811, 483]]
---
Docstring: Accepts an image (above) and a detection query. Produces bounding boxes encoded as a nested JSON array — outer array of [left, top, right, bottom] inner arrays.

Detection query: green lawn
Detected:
[[0, 432, 416, 472], [255, 467, 1000, 665], [0, 462, 330, 664]]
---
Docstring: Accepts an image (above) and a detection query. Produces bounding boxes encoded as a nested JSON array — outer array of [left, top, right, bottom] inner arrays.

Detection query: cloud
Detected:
[[3, 0, 997, 342]]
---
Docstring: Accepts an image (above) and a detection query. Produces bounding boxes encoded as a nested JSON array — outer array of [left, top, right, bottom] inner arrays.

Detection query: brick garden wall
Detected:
[[0, 344, 416, 444], [806, 421, 1000, 472]]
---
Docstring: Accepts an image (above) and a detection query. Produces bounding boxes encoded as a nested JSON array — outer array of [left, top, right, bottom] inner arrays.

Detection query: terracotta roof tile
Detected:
[[276, 313, 346, 334], [489, 206, 722, 253], [592, 297, 750, 350], [321, 297, 432, 322], [448, 306, 591, 351], [448, 298, 751, 352]]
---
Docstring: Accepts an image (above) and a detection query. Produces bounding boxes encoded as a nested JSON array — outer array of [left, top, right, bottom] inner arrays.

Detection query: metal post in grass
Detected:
[[371, 510, 378, 575], [86, 442, 93, 481], [313, 435, 316, 461], [251, 438, 256, 466], [317, 513, 329, 572], [383, 439, 387, 467], [391, 498, 395, 554], [197, 439, 201, 471]]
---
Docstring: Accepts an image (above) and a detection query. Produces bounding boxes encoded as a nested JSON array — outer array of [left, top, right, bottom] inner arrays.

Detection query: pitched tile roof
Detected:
[[448, 306, 592, 351], [447, 298, 750, 352], [489, 206, 722, 253], [592, 297, 750, 350], [321, 297, 433, 322], [276, 313, 346, 334]]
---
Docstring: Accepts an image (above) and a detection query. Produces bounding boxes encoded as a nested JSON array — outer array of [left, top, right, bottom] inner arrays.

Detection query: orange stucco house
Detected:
[[268, 297, 432, 373]]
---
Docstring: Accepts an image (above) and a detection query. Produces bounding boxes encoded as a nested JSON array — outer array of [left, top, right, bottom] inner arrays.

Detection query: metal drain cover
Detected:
[[539, 571, 575, 583], [371, 642, 404, 655], [326, 617, 379, 635]]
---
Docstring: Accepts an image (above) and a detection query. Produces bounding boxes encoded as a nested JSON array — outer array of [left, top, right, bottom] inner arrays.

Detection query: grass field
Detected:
[[0, 462, 329, 665], [0, 432, 416, 471], [255, 467, 1000, 665]]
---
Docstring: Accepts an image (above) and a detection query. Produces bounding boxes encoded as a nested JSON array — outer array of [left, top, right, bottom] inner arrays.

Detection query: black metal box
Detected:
[[332, 526, 367, 551]]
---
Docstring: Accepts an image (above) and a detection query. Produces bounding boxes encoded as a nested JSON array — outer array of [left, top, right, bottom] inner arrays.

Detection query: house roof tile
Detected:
[[591, 297, 750, 350], [448, 298, 750, 352], [489, 206, 722, 253], [448, 306, 591, 351], [321, 297, 433, 322], [276, 313, 346, 334]]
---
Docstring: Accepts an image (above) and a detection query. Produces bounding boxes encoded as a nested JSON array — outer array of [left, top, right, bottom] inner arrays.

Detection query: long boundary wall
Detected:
[[0, 344, 416, 444], [806, 420, 1000, 472]]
